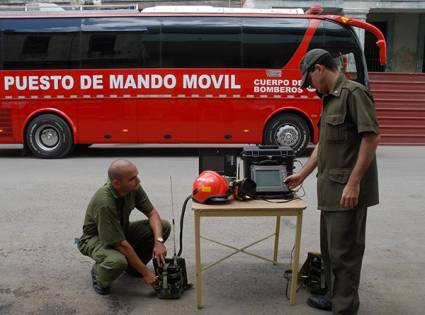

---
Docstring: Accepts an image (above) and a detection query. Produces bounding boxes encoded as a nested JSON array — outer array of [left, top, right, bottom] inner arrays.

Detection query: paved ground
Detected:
[[0, 145, 424, 315]]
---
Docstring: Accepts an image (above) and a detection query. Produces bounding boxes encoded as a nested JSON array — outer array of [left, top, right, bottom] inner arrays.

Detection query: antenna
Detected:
[[170, 176, 177, 263]]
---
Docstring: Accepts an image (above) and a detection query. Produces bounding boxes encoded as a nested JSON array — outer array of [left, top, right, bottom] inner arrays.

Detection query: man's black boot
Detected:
[[91, 265, 111, 295], [307, 295, 332, 311]]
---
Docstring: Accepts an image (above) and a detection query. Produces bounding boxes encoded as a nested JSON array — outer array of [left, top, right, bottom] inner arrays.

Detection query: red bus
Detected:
[[0, 6, 386, 158]]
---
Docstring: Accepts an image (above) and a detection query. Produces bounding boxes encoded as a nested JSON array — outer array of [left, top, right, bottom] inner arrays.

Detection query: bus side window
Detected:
[[334, 53, 357, 81], [308, 21, 364, 85], [22, 35, 50, 57], [1, 18, 81, 70], [82, 31, 145, 68], [242, 17, 309, 69], [88, 34, 116, 57], [141, 33, 160, 68], [160, 17, 242, 68], [81, 17, 160, 69]]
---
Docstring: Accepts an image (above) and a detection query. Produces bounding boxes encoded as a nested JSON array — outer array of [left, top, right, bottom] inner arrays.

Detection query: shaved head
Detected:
[[108, 159, 135, 180]]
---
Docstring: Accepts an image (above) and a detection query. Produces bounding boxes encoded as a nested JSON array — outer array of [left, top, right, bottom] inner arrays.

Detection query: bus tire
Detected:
[[26, 114, 74, 159], [264, 113, 310, 156]]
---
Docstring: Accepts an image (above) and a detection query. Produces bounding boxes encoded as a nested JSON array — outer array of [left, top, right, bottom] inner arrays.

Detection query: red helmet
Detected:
[[192, 171, 230, 204]]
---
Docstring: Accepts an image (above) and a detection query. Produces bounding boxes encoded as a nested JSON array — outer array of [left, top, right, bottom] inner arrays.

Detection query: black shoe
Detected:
[[307, 295, 332, 311], [91, 265, 110, 295]]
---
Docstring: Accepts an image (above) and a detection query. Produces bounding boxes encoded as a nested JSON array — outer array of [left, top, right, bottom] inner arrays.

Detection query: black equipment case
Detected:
[[241, 145, 295, 199], [241, 145, 295, 177]]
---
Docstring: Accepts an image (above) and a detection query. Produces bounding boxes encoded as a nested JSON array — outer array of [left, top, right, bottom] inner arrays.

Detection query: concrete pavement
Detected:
[[0, 145, 424, 315]]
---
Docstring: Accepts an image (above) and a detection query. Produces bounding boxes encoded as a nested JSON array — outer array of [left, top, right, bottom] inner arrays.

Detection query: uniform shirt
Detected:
[[80, 180, 153, 246], [317, 74, 379, 211]]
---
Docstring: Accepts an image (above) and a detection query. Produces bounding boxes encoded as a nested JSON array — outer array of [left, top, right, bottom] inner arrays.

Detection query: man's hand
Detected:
[[341, 182, 360, 208], [284, 173, 304, 189], [340, 132, 379, 209], [284, 144, 318, 190], [153, 242, 167, 266], [142, 269, 158, 286]]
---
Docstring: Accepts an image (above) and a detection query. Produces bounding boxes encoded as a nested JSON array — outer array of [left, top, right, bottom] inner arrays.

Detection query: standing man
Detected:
[[78, 159, 171, 295], [285, 49, 380, 314]]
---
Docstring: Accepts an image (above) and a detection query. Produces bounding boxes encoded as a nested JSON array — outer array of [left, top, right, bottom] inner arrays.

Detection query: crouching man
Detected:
[[78, 159, 171, 295]]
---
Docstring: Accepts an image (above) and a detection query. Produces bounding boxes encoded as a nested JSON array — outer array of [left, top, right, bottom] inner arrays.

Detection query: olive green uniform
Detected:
[[317, 74, 379, 315], [78, 181, 171, 288]]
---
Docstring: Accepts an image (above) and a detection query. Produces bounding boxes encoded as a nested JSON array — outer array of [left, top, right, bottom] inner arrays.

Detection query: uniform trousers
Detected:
[[320, 207, 367, 315], [79, 219, 171, 288]]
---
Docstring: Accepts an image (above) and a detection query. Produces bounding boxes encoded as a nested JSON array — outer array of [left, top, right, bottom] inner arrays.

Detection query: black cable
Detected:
[[178, 194, 192, 257], [284, 244, 304, 299], [290, 244, 295, 266], [292, 185, 306, 198], [262, 196, 301, 203], [283, 158, 306, 198], [294, 159, 304, 169]]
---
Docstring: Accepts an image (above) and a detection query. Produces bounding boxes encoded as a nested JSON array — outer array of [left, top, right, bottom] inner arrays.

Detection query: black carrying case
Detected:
[[241, 145, 295, 199], [241, 145, 295, 177]]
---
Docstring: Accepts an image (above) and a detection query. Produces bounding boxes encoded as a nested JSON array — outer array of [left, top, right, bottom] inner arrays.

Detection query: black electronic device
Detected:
[[232, 178, 257, 201], [250, 164, 290, 194], [283, 252, 327, 300], [241, 145, 294, 199], [153, 257, 189, 299], [198, 148, 239, 177], [298, 252, 328, 295], [154, 177, 191, 299]]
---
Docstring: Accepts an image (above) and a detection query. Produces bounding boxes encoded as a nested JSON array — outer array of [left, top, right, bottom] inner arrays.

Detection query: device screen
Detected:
[[255, 170, 282, 187]]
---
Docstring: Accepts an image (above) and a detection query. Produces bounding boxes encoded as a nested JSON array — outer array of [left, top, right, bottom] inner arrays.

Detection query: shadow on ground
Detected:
[[0, 145, 314, 159]]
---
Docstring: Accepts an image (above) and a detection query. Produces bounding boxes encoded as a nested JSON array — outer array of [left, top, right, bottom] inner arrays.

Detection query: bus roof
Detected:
[[0, 4, 308, 18], [142, 6, 304, 14], [0, 3, 139, 14], [0, 4, 303, 15], [0, 4, 387, 65]]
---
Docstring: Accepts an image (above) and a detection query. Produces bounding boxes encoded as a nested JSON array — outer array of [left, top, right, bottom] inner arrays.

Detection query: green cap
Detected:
[[299, 49, 331, 88]]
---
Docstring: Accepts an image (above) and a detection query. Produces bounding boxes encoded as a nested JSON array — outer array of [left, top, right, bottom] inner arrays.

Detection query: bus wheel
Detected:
[[26, 114, 74, 159], [264, 113, 310, 156]]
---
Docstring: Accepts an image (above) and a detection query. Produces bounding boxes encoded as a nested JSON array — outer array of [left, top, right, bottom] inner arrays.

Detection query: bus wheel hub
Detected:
[[37, 127, 59, 150], [276, 125, 298, 147]]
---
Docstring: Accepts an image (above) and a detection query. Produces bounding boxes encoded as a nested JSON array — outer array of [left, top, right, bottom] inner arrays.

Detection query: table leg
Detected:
[[290, 212, 303, 305], [273, 216, 281, 265], [194, 211, 203, 309]]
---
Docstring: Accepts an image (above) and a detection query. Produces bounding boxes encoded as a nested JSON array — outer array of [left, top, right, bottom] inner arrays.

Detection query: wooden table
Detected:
[[192, 198, 306, 309]]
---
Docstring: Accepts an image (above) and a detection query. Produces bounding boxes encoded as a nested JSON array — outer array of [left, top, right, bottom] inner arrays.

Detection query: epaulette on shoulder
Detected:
[[344, 79, 368, 93]]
